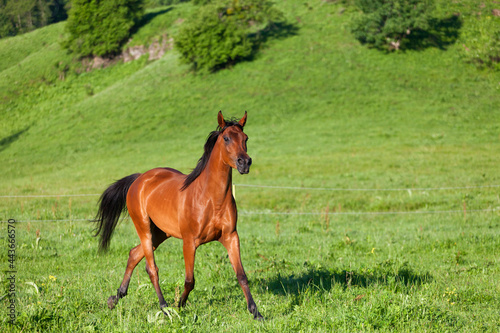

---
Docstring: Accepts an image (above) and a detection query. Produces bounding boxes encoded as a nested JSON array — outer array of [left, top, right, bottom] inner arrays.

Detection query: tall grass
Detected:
[[1, 211, 499, 331]]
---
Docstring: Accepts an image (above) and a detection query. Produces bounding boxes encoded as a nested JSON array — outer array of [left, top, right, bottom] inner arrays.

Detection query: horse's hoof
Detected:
[[107, 295, 117, 309], [254, 312, 264, 320], [178, 299, 187, 308], [160, 304, 173, 317]]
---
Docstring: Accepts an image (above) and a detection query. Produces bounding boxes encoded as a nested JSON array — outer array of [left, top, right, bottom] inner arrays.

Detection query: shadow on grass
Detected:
[[403, 14, 463, 51], [16, 307, 62, 331], [210, 21, 299, 72], [0, 126, 29, 153], [132, 7, 174, 35], [264, 262, 433, 296], [251, 21, 300, 45]]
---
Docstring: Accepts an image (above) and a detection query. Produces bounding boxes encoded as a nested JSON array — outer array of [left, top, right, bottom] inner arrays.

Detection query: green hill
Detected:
[[0, 1, 499, 189], [1, 1, 499, 209]]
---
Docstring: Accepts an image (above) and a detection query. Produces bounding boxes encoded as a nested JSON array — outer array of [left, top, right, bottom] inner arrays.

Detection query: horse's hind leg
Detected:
[[107, 244, 143, 309], [131, 220, 171, 311], [142, 235, 169, 310], [107, 223, 168, 309]]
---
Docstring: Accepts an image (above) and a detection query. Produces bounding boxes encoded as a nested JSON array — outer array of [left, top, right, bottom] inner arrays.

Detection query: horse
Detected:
[[94, 111, 262, 319]]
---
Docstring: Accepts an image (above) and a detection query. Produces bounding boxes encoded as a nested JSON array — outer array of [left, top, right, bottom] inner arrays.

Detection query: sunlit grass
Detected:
[[1, 210, 499, 331]]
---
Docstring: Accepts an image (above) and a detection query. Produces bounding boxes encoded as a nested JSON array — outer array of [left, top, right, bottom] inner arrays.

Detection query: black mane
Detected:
[[181, 120, 242, 191]]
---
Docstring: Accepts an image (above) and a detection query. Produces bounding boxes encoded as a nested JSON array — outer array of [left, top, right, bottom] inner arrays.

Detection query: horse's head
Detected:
[[217, 111, 252, 174]]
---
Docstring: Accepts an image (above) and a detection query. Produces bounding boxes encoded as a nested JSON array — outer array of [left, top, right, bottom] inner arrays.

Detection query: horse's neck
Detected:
[[197, 144, 233, 202]]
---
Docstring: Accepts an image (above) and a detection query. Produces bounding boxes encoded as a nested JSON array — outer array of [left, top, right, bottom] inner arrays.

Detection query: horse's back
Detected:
[[129, 167, 184, 194], [144, 167, 184, 185]]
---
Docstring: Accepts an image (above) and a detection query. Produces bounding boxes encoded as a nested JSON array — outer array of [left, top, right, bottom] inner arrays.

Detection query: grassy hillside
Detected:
[[1, 1, 499, 215], [1, 0, 499, 331]]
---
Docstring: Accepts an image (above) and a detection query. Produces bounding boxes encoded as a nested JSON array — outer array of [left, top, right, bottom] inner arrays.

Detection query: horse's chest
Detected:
[[192, 211, 236, 246]]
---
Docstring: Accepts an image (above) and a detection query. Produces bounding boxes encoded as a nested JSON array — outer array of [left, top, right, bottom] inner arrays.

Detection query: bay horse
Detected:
[[94, 111, 262, 319]]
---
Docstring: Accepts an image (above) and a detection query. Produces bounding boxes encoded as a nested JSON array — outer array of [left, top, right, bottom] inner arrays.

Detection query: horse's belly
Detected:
[[149, 209, 182, 239]]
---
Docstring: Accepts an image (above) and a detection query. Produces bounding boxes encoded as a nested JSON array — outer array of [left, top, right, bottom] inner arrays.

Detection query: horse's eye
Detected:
[[224, 137, 229, 142]]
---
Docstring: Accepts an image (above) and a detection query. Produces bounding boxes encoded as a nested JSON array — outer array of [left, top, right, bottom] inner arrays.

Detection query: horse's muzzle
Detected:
[[236, 156, 252, 174]]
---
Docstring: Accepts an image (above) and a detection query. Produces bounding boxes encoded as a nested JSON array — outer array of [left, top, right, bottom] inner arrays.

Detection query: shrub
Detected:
[[63, 0, 144, 58], [175, 0, 284, 72], [350, 0, 434, 51], [459, 8, 500, 70]]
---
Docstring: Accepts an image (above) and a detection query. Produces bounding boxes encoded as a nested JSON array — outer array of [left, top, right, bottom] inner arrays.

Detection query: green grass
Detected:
[[1, 212, 499, 331], [0, 22, 73, 104], [1, 0, 500, 331]]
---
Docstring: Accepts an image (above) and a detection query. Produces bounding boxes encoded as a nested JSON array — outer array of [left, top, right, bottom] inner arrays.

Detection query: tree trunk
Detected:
[[28, 11, 33, 29], [39, 0, 47, 26]]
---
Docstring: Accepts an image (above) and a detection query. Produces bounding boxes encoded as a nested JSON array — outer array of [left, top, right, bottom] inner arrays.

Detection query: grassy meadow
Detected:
[[1, 0, 500, 331]]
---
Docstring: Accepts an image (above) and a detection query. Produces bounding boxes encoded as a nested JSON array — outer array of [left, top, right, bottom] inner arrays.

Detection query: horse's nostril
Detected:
[[248, 158, 252, 166], [237, 158, 243, 165]]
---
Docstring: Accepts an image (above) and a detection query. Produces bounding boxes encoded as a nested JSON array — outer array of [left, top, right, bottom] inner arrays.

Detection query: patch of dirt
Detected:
[[83, 34, 174, 71]]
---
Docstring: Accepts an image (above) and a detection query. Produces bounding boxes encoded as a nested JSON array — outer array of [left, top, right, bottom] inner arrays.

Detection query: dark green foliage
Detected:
[[175, 0, 284, 72], [455, 1, 500, 70], [63, 0, 144, 58], [49, 0, 69, 23], [0, 0, 68, 38], [174, 4, 252, 72], [0, 8, 14, 38], [350, 0, 434, 51], [144, 0, 189, 7]]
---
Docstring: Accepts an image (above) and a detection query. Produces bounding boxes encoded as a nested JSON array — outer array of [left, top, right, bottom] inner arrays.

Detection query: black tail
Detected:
[[94, 173, 141, 252]]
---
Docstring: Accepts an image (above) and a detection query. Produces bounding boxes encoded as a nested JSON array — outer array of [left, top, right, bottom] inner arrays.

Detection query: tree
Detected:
[[175, 0, 284, 72], [350, 0, 434, 51], [0, 0, 68, 39], [0, 2, 15, 37], [63, 0, 144, 58]]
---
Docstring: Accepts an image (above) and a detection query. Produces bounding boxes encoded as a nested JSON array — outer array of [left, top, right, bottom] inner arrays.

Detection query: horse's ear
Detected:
[[238, 111, 247, 128], [218, 111, 226, 129]]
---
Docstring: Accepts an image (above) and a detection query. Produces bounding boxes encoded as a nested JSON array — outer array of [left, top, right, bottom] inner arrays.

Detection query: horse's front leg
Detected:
[[179, 240, 196, 307], [220, 231, 262, 320]]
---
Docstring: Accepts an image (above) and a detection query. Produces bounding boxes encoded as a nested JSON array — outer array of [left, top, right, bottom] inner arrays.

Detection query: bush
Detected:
[[63, 0, 144, 58], [175, 0, 284, 72], [459, 7, 500, 70], [350, 0, 434, 51]]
